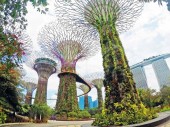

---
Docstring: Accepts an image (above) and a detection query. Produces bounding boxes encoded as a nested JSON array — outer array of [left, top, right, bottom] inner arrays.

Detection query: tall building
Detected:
[[78, 96, 84, 110], [131, 66, 148, 89], [78, 96, 96, 109], [130, 53, 170, 89], [93, 100, 98, 108], [152, 59, 170, 88]]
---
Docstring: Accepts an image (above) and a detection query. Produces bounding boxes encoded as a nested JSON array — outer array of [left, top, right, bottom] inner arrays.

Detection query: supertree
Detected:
[[85, 72, 104, 110], [55, 0, 144, 115], [21, 77, 37, 105], [25, 51, 57, 105], [78, 84, 90, 109], [38, 20, 99, 113]]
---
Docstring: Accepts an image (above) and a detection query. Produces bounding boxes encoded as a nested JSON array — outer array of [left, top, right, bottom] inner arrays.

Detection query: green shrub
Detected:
[[68, 111, 77, 117], [92, 95, 158, 126], [67, 111, 77, 120], [88, 108, 99, 117], [78, 110, 91, 119], [160, 106, 170, 112], [0, 112, 7, 124], [30, 104, 53, 123]]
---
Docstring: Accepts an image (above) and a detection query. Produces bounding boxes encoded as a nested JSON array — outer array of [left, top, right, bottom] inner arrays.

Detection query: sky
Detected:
[[24, 1, 170, 108]]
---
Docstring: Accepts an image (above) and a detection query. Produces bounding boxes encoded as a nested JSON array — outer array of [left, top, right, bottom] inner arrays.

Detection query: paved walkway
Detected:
[[0, 111, 170, 127], [0, 120, 93, 127], [157, 120, 170, 127]]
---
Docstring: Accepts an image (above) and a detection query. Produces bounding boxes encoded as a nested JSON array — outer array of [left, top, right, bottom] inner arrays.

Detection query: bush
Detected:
[[78, 110, 91, 119], [0, 112, 7, 124], [67, 111, 77, 120], [88, 108, 99, 117], [30, 104, 53, 123], [92, 95, 158, 126], [160, 106, 170, 112]]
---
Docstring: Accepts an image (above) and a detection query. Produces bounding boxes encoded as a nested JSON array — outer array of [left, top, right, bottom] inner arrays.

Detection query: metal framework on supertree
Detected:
[[85, 72, 104, 110], [38, 20, 99, 113], [55, 0, 144, 115], [21, 77, 37, 105], [24, 51, 57, 105]]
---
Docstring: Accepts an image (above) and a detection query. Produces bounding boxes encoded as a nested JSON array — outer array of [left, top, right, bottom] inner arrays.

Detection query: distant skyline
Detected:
[[24, 1, 170, 107]]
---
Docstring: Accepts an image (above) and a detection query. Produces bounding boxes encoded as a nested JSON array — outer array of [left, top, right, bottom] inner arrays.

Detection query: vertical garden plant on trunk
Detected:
[[38, 20, 99, 115], [54, 0, 157, 125]]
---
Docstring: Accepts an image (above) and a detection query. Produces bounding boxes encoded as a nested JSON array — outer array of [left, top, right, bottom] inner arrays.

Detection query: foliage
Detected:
[[0, 112, 7, 124], [0, 30, 24, 74], [160, 106, 170, 112], [56, 73, 78, 114], [160, 85, 170, 106], [77, 110, 91, 119], [0, 0, 48, 73], [67, 111, 77, 120], [0, 0, 48, 30], [92, 95, 158, 126], [98, 24, 141, 114], [88, 108, 100, 117], [0, 64, 21, 110], [18, 104, 31, 116], [138, 88, 162, 108], [30, 104, 53, 123], [57, 110, 91, 120]]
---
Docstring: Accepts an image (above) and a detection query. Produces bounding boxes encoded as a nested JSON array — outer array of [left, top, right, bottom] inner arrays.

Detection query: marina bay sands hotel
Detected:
[[130, 53, 170, 89]]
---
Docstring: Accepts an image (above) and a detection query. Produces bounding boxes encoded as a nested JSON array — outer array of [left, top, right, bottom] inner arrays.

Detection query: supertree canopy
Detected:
[[24, 51, 57, 105], [21, 77, 37, 105], [55, 0, 144, 116], [38, 20, 99, 113], [85, 72, 104, 110]]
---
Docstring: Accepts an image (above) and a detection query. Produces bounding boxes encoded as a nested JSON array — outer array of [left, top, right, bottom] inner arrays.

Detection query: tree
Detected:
[[24, 51, 57, 105], [0, 67, 21, 111], [78, 84, 89, 109], [0, 0, 48, 30], [55, 0, 143, 114], [84, 72, 104, 110], [55, 0, 157, 125], [30, 104, 53, 123], [160, 85, 170, 106], [38, 20, 99, 114], [0, 0, 48, 73], [138, 88, 161, 109], [21, 77, 37, 105]]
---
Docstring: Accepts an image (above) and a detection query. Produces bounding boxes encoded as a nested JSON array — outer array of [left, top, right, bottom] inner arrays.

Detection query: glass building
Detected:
[[152, 59, 170, 88]]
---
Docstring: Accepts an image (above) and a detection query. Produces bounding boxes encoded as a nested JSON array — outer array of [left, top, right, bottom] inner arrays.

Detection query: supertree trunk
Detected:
[[96, 87, 103, 110], [84, 94, 89, 109], [25, 92, 33, 105], [34, 59, 56, 105], [99, 24, 141, 114], [34, 77, 48, 104], [56, 73, 78, 112]]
